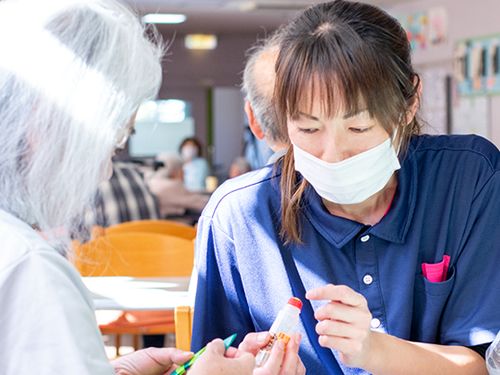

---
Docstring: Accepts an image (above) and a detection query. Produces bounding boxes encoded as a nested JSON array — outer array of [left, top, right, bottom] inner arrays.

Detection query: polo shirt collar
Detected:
[[303, 142, 417, 248]]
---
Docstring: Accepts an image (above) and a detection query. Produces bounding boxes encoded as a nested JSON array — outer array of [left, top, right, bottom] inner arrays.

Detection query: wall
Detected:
[[387, 0, 500, 147], [157, 32, 267, 166], [213, 87, 247, 177]]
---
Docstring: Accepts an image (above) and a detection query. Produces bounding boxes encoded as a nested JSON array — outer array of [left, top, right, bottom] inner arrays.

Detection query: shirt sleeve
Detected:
[[191, 214, 256, 351], [0, 249, 114, 375], [440, 170, 500, 346]]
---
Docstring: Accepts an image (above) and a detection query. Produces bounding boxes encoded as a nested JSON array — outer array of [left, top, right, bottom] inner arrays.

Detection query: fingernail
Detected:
[[278, 339, 286, 349], [295, 334, 301, 345], [258, 332, 267, 344], [306, 290, 315, 299]]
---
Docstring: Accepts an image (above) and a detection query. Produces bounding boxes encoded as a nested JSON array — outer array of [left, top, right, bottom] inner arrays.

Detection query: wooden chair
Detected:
[[174, 306, 194, 351], [73, 232, 194, 356], [104, 219, 196, 241]]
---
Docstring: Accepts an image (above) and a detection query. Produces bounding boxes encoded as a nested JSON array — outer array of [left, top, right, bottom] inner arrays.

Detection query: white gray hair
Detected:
[[241, 31, 287, 146], [0, 0, 163, 250], [232, 156, 252, 175], [154, 152, 183, 179]]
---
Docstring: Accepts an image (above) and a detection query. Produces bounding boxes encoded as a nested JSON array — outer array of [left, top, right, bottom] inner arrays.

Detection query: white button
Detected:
[[363, 274, 373, 285], [361, 235, 370, 242], [371, 318, 381, 329]]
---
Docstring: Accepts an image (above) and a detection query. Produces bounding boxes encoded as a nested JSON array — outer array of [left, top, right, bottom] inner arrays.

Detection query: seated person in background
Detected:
[[242, 32, 288, 165], [229, 156, 253, 179], [145, 151, 209, 222], [90, 161, 160, 229], [179, 137, 209, 191]]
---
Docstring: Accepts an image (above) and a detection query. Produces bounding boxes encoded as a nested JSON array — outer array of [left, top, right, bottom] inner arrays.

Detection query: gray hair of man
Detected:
[[154, 152, 184, 179], [0, 0, 164, 250], [241, 32, 287, 148], [230, 156, 252, 177]]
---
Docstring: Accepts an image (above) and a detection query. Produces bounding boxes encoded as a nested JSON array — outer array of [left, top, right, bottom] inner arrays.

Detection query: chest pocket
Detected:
[[410, 265, 456, 343]]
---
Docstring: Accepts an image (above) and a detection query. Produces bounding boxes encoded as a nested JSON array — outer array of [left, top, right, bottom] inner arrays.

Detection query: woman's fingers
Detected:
[[306, 284, 374, 368], [307, 284, 367, 308]]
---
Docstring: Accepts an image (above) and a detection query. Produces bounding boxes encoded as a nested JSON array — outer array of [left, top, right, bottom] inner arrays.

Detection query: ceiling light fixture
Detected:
[[142, 14, 186, 24], [185, 34, 218, 50]]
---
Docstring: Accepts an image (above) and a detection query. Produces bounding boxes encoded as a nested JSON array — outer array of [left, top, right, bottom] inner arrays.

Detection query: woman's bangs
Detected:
[[285, 55, 372, 121]]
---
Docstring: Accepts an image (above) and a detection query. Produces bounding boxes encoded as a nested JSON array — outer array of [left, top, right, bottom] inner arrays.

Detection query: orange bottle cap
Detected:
[[287, 297, 302, 310]]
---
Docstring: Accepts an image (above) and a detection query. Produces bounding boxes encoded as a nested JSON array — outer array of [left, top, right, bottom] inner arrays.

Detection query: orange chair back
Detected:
[[73, 232, 194, 277], [105, 220, 196, 241], [175, 306, 194, 351]]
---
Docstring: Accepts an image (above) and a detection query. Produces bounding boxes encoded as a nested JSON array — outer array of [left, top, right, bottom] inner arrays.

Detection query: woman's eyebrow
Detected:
[[298, 111, 320, 121], [343, 109, 368, 120]]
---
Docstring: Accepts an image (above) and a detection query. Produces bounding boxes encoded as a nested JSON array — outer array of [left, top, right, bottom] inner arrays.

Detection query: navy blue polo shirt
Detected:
[[192, 134, 500, 375]]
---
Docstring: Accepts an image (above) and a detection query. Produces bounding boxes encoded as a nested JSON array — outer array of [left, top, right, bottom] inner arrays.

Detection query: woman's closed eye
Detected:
[[349, 127, 369, 133], [298, 127, 319, 134]]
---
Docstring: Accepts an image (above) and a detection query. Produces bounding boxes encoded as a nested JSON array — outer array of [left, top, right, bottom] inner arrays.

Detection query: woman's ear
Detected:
[[405, 76, 423, 125]]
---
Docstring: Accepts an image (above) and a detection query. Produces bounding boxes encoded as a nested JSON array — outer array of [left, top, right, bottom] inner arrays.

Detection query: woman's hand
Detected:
[[111, 347, 193, 375], [233, 332, 305, 375], [306, 284, 373, 368]]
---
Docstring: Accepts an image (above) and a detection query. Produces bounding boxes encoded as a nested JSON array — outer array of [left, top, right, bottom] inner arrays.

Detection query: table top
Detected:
[[82, 276, 191, 311]]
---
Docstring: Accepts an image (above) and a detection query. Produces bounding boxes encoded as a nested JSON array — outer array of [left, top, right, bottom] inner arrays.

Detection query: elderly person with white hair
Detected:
[[0, 0, 304, 374], [146, 151, 209, 220]]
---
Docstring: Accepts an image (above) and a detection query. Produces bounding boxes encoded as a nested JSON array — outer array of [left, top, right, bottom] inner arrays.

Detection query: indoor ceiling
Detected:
[[122, 0, 415, 35]]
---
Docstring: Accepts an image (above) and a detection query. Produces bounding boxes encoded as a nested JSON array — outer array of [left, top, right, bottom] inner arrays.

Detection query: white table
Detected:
[[82, 276, 191, 311]]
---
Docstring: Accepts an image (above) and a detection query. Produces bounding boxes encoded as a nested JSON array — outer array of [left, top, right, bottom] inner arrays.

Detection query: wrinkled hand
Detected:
[[189, 338, 255, 375], [231, 332, 305, 375], [306, 284, 373, 368], [111, 347, 193, 375]]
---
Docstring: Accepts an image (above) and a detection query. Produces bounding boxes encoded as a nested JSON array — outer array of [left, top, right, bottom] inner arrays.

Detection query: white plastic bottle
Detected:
[[486, 330, 500, 374], [255, 297, 303, 368]]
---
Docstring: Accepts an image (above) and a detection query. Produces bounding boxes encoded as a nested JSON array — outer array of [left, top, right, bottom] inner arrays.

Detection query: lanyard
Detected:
[[278, 244, 344, 374]]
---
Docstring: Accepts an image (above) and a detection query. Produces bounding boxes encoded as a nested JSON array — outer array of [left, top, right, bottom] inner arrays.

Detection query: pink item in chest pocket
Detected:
[[422, 255, 450, 282]]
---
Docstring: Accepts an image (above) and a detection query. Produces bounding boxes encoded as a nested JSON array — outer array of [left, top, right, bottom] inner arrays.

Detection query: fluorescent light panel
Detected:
[[142, 14, 186, 24]]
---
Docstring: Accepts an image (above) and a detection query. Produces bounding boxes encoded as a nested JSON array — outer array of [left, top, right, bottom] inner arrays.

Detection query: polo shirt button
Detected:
[[363, 274, 373, 285], [361, 235, 370, 242], [371, 318, 381, 329]]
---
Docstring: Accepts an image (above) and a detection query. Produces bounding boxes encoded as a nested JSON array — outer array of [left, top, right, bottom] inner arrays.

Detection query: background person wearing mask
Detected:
[[0, 0, 303, 373], [191, 1, 500, 374], [179, 137, 209, 191]]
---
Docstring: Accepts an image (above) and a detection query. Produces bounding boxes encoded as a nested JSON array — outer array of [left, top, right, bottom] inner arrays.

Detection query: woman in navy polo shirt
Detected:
[[192, 1, 500, 374]]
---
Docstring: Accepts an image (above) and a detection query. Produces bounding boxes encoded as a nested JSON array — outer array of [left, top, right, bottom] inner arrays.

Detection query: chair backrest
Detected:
[[175, 305, 194, 351], [105, 219, 196, 241], [73, 232, 194, 277]]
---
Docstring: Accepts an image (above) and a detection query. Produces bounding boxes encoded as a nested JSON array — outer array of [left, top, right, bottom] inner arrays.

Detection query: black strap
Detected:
[[467, 343, 490, 359], [278, 244, 344, 374]]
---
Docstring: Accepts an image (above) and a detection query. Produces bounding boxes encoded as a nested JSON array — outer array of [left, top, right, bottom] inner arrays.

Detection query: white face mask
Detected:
[[292, 132, 400, 204], [181, 145, 198, 162]]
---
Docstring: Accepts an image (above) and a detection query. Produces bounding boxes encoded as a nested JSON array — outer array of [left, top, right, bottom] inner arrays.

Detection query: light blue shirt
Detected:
[[183, 157, 209, 191]]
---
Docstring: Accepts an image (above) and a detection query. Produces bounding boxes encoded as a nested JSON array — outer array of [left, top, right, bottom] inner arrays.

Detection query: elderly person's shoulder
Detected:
[[202, 164, 279, 217]]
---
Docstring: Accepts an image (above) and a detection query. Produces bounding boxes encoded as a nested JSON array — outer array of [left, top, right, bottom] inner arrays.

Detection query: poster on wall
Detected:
[[420, 68, 448, 135], [428, 7, 448, 46], [393, 7, 447, 52], [454, 34, 500, 96]]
